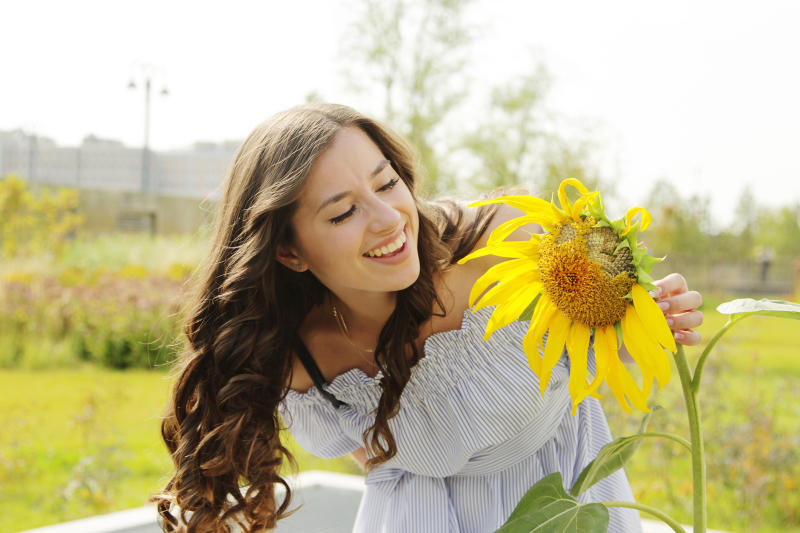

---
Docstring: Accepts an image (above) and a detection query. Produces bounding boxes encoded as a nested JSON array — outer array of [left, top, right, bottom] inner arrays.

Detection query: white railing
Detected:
[[19, 471, 728, 533]]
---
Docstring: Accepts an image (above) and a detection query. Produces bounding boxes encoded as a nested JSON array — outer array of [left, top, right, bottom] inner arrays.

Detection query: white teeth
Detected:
[[366, 231, 406, 257]]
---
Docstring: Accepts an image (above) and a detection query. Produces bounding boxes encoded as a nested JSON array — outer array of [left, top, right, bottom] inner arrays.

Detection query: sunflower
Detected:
[[459, 179, 676, 414]]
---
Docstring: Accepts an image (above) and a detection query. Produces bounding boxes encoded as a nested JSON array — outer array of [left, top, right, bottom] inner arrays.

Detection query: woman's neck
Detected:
[[329, 290, 396, 335]]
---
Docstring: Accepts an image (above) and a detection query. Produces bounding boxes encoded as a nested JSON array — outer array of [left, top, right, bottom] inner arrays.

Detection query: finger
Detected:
[[674, 329, 702, 346], [665, 310, 704, 331], [653, 273, 688, 298], [658, 291, 703, 315]]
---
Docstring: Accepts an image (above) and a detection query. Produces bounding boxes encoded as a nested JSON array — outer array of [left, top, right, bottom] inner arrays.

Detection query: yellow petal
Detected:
[[620, 306, 656, 398], [586, 325, 613, 395], [623, 304, 671, 388], [468, 195, 563, 227], [458, 240, 539, 264], [523, 316, 545, 375], [540, 312, 571, 397], [557, 178, 591, 215], [484, 282, 543, 340], [529, 294, 559, 353], [487, 215, 545, 246], [620, 207, 652, 236], [606, 353, 650, 413], [566, 321, 591, 414], [474, 271, 539, 312], [468, 258, 533, 307], [631, 284, 677, 352]]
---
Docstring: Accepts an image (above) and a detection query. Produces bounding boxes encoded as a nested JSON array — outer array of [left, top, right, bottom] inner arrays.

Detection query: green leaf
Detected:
[[569, 412, 655, 498], [496, 472, 609, 533], [717, 298, 800, 320]]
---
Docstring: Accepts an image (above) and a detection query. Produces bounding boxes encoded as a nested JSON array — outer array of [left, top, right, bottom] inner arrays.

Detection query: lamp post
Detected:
[[127, 64, 168, 193]]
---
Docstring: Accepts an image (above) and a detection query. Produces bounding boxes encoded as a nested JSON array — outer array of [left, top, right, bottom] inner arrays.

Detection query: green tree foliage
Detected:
[[459, 68, 552, 190], [643, 179, 714, 258], [456, 64, 609, 198], [753, 205, 800, 258], [342, 0, 475, 195], [0, 175, 84, 258]]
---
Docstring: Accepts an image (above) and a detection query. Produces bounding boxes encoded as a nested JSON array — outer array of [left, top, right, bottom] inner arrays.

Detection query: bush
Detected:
[[0, 175, 84, 258], [0, 268, 186, 370]]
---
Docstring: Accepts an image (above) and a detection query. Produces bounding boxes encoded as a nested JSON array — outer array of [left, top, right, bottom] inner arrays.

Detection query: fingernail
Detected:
[[658, 301, 670, 312], [649, 287, 662, 298], [666, 317, 674, 328]]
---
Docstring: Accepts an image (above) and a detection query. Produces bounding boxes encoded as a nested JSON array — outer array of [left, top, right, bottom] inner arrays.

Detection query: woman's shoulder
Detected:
[[429, 193, 541, 333], [442, 195, 541, 289]]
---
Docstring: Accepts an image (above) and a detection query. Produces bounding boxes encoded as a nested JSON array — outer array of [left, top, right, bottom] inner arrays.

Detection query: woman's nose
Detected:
[[368, 197, 402, 234]]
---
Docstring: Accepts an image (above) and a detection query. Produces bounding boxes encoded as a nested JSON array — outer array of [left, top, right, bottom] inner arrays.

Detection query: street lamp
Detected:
[[127, 64, 168, 193]]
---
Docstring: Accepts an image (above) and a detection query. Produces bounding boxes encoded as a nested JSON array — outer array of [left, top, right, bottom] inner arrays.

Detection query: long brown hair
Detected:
[[155, 103, 497, 531]]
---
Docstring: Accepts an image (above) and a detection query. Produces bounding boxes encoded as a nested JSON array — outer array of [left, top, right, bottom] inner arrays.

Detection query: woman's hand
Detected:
[[653, 273, 704, 346]]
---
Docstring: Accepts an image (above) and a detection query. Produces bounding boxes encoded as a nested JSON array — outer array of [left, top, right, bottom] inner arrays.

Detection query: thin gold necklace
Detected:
[[331, 300, 375, 354]]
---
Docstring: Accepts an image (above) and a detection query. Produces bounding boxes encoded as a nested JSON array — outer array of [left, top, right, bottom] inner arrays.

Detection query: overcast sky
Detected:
[[3, 0, 799, 227]]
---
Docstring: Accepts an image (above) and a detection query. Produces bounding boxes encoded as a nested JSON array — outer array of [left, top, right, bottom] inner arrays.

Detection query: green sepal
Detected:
[[614, 238, 632, 253], [587, 194, 607, 222], [614, 321, 624, 349], [517, 292, 542, 322]]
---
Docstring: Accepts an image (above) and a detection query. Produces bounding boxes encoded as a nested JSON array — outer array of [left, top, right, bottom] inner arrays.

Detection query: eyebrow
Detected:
[[315, 159, 391, 214]]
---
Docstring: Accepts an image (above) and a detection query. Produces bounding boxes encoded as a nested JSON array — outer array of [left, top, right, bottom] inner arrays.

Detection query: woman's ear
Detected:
[[276, 245, 308, 272]]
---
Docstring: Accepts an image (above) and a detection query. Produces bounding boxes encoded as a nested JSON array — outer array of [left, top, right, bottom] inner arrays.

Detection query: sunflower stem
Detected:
[[674, 344, 706, 533], [601, 501, 687, 533], [691, 314, 745, 394]]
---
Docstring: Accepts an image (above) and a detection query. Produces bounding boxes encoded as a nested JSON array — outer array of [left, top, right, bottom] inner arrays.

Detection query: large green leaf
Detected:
[[569, 411, 655, 498], [716, 298, 800, 320], [496, 473, 609, 533]]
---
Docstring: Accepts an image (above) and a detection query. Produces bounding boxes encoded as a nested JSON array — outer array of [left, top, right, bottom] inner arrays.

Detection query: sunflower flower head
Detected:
[[459, 179, 676, 414]]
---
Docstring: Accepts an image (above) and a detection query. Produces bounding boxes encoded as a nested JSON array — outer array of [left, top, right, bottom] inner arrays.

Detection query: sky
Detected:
[[3, 0, 800, 228]]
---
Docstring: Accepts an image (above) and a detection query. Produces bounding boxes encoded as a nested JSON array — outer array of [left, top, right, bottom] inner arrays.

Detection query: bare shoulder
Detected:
[[433, 196, 542, 322], [461, 199, 542, 274]]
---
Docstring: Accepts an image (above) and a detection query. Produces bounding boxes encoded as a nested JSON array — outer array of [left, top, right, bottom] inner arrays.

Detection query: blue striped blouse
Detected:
[[279, 306, 642, 532]]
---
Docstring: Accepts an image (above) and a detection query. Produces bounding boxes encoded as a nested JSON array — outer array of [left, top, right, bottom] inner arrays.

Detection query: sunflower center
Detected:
[[538, 218, 636, 327]]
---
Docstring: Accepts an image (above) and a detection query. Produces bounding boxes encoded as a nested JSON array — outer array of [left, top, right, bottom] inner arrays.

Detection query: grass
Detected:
[[0, 366, 359, 532], [4, 300, 798, 532], [601, 292, 800, 533]]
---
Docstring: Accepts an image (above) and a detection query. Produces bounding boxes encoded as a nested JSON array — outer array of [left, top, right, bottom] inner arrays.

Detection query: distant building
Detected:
[[0, 130, 239, 200], [0, 130, 240, 233]]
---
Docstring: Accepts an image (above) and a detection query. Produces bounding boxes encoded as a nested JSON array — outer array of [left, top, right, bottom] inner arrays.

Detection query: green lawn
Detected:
[[2, 296, 798, 532], [0, 367, 359, 532], [601, 294, 800, 533]]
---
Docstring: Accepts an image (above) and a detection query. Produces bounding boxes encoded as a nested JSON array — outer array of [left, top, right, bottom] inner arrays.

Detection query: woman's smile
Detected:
[[364, 225, 408, 260]]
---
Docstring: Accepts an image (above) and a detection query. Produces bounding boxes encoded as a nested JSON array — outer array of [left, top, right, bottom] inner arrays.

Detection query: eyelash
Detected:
[[329, 177, 400, 225]]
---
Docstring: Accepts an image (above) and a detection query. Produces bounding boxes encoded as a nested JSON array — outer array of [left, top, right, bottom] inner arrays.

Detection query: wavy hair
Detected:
[[154, 103, 497, 531]]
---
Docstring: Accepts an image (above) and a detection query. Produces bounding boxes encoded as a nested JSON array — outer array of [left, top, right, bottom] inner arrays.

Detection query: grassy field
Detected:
[[3, 302, 799, 532], [602, 294, 800, 533], [0, 367, 360, 532]]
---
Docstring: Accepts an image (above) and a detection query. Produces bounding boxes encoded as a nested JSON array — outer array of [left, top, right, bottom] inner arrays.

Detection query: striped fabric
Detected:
[[279, 307, 642, 532]]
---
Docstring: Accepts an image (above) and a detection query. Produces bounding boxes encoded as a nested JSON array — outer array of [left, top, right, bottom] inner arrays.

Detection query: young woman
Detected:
[[156, 103, 703, 532]]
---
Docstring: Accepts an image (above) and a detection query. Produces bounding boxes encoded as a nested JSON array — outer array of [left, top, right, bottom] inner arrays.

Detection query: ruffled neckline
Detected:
[[284, 306, 492, 404]]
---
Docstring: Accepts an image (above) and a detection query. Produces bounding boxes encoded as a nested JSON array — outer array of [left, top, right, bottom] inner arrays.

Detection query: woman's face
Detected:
[[280, 127, 421, 299]]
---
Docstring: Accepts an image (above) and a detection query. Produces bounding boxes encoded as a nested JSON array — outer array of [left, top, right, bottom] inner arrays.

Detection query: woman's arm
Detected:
[[350, 447, 368, 470]]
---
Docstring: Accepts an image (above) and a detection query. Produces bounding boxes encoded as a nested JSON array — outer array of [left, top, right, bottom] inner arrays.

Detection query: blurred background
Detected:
[[1, 1, 798, 532]]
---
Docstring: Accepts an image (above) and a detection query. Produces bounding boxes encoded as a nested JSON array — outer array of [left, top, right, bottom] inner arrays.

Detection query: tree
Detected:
[[341, 0, 476, 195], [459, 67, 552, 190]]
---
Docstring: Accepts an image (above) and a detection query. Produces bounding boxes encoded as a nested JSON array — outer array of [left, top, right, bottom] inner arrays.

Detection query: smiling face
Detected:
[[278, 126, 421, 300]]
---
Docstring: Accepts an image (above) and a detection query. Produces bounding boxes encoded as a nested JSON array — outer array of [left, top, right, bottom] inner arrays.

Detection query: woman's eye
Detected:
[[330, 205, 356, 225], [378, 177, 399, 192]]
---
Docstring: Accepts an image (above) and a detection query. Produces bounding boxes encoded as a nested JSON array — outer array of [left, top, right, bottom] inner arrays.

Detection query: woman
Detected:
[[155, 103, 703, 532]]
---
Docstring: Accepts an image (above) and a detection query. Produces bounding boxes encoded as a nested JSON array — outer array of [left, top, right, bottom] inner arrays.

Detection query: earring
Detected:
[[291, 262, 304, 271]]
